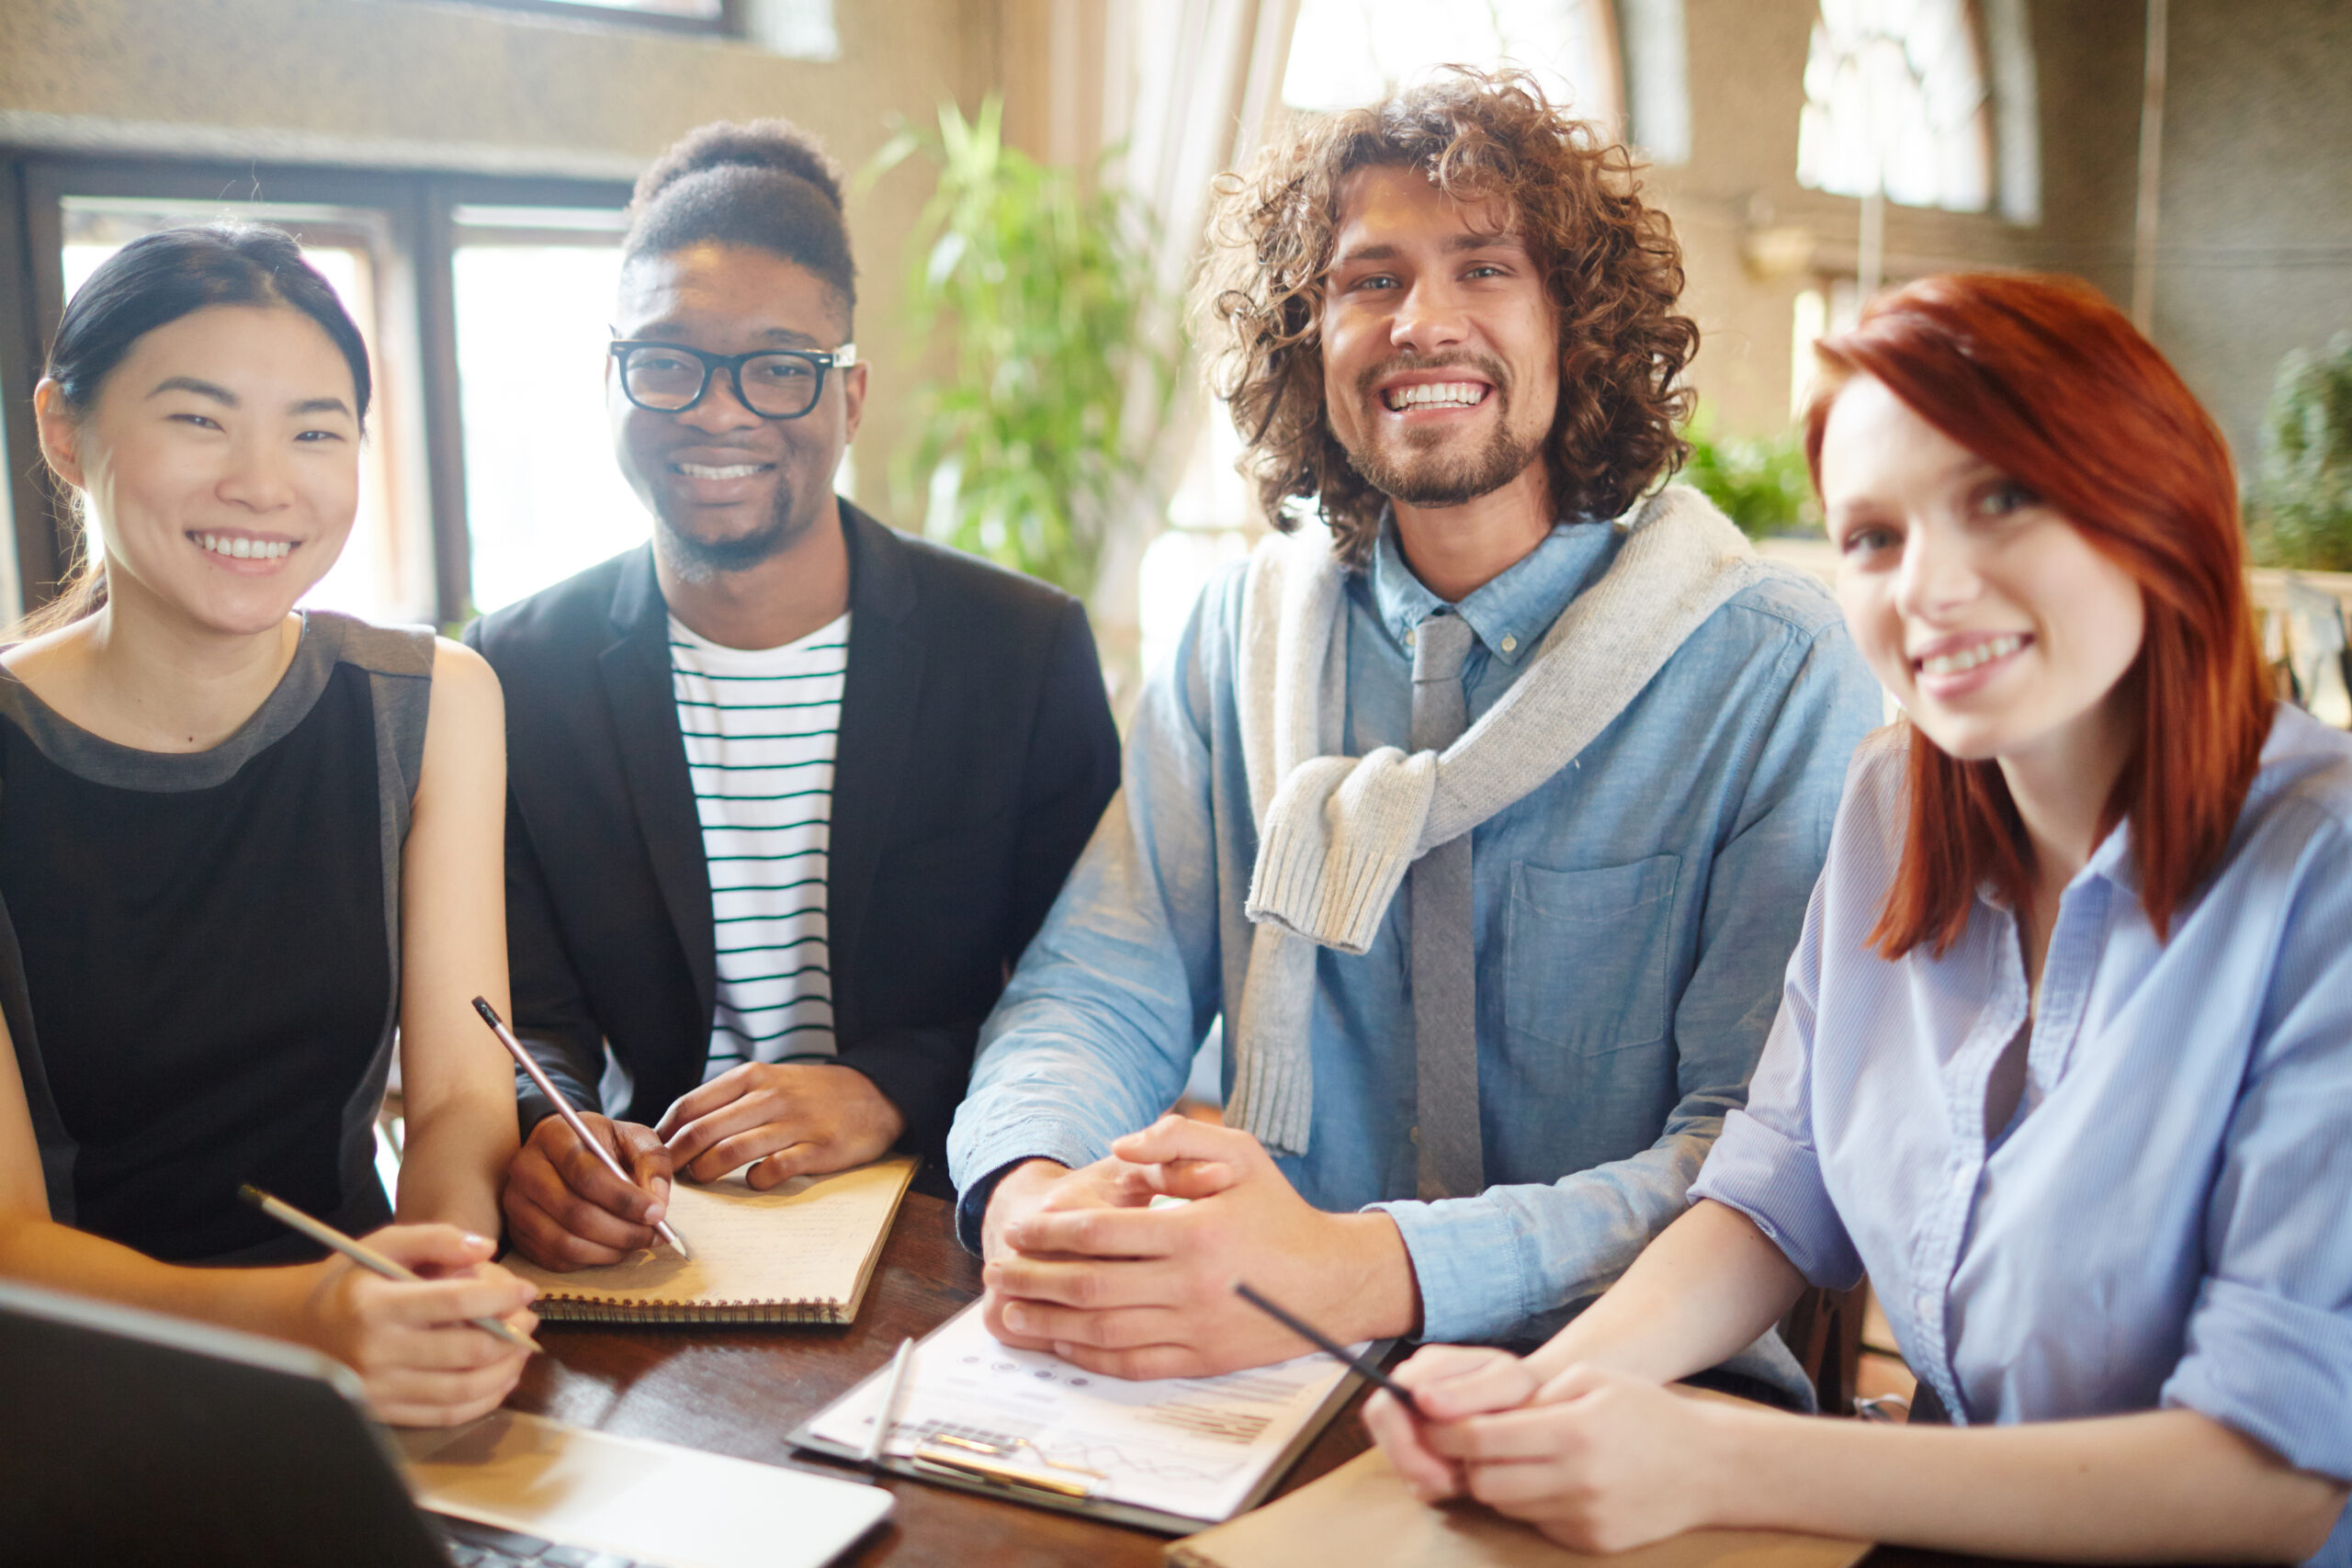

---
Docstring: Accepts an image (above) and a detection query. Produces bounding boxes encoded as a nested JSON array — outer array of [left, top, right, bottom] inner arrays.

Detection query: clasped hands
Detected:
[[978, 1114, 1419, 1381], [503, 1060, 904, 1269], [1363, 1345, 1736, 1554]]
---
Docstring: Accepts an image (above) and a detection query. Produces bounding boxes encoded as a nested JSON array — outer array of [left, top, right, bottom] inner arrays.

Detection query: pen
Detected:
[[471, 996, 693, 1261], [237, 1184, 543, 1356], [1231, 1280, 1423, 1419], [862, 1337, 915, 1468]]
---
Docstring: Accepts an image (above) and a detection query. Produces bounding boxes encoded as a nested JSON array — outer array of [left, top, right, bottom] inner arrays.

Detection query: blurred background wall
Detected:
[[0, 0, 2345, 671]]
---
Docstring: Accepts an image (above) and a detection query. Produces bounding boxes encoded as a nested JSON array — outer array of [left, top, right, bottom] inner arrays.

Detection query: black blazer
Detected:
[[464, 503, 1120, 1156]]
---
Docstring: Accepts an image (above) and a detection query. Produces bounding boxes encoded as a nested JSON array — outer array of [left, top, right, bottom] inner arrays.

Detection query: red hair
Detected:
[[1802, 273, 2272, 956]]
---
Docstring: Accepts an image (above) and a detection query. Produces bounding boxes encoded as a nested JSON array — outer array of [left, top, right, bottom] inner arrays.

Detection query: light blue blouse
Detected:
[[1693, 706, 2352, 1563]]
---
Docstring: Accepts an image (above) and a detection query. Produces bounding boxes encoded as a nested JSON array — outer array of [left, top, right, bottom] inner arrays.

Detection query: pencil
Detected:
[[1231, 1280, 1423, 1419], [863, 1337, 915, 1468], [237, 1184, 543, 1356], [470, 997, 693, 1261]]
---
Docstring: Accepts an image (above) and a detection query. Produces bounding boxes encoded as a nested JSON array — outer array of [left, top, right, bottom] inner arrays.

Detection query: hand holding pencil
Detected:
[[239, 1186, 542, 1428], [474, 997, 695, 1267]]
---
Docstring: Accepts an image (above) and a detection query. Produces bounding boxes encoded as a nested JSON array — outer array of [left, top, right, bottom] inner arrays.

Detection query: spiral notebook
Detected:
[[506, 1156, 919, 1325]]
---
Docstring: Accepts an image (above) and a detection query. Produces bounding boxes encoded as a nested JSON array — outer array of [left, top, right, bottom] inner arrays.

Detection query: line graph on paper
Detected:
[[803, 1301, 1369, 1522]]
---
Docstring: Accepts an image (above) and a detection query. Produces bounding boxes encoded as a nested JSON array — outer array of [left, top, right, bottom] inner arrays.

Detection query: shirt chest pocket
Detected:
[[1502, 854, 1681, 1057]]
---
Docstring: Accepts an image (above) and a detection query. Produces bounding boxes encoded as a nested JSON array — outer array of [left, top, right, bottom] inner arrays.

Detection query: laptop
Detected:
[[0, 1277, 892, 1568]]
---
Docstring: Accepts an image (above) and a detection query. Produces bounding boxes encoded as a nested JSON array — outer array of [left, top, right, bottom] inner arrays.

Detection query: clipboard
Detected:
[[789, 1302, 1380, 1535], [1167, 1445, 1875, 1568]]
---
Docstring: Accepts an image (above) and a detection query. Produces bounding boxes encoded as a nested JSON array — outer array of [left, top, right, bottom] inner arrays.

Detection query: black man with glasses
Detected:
[[465, 120, 1120, 1271]]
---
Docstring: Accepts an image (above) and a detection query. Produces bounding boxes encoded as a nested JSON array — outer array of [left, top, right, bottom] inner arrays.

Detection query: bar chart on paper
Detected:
[[797, 1302, 1370, 1526]]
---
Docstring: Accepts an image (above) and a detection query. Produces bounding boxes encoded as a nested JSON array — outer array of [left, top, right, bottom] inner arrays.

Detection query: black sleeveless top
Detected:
[[0, 615, 433, 1264]]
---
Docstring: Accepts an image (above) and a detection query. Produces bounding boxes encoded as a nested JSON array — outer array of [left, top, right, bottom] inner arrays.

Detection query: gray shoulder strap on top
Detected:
[[320, 614, 436, 842], [319, 615, 437, 1222]]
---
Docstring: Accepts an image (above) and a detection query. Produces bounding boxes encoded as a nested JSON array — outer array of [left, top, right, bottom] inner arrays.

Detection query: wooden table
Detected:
[[505, 1190, 2031, 1568], [506, 1190, 1373, 1568]]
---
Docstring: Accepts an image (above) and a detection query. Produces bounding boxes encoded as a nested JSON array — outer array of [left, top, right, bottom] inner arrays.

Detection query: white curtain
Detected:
[[1088, 0, 1303, 703]]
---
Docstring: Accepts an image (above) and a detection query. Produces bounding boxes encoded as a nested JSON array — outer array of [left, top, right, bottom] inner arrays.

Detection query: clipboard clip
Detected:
[[910, 1433, 1103, 1501]]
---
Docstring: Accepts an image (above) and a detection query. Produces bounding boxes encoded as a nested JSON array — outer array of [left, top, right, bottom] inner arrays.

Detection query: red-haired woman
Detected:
[[1363, 273, 2352, 1563]]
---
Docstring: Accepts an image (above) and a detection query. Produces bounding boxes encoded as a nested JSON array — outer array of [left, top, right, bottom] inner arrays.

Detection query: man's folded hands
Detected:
[[978, 1115, 1423, 1380]]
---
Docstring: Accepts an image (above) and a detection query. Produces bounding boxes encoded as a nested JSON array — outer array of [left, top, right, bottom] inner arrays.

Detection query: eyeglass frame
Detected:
[[606, 338, 859, 420]]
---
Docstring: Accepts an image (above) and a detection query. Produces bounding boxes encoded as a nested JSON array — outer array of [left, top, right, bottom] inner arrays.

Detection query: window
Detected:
[[447, 206, 644, 616], [418, 0, 848, 55], [0, 157, 635, 629], [1790, 279, 1865, 417], [557, 0, 721, 15], [1282, 0, 1623, 130], [1795, 0, 1994, 213], [0, 398, 17, 625], [420, 0, 734, 35]]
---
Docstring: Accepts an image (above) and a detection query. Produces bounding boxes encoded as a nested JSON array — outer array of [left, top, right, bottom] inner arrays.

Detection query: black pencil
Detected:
[[1231, 1280, 1423, 1419]]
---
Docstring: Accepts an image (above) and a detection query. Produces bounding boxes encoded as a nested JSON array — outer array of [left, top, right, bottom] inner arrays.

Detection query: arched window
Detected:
[[1795, 0, 1994, 213], [1281, 0, 1624, 132]]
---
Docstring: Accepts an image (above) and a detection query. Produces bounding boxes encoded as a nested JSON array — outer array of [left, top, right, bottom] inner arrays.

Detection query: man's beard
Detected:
[[652, 484, 809, 582], [1340, 359, 1544, 508], [1345, 416, 1543, 507]]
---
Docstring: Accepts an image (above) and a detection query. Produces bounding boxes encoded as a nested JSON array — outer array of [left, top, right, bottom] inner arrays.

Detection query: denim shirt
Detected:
[[1693, 711, 2352, 1564], [949, 518, 1883, 1348]]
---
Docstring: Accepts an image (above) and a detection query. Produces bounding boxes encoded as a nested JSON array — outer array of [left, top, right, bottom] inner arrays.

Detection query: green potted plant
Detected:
[[1680, 409, 1818, 539], [2247, 333, 2352, 572], [868, 96, 1175, 600]]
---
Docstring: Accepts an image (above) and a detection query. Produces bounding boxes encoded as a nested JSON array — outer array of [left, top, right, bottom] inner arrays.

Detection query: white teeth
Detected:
[[195, 534, 291, 561], [1384, 381, 1488, 411], [1919, 634, 2026, 676], [677, 463, 763, 479]]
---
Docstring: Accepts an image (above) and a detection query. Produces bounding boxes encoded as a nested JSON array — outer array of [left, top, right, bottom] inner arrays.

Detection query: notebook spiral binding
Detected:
[[533, 1298, 848, 1325]]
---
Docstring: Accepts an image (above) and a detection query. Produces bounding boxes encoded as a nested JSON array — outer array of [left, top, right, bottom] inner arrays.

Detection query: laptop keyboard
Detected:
[[433, 1513, 661, 1568]]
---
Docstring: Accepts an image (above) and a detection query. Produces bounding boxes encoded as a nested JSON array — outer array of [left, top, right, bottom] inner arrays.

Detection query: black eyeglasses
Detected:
[[608, 340, 857, 420]]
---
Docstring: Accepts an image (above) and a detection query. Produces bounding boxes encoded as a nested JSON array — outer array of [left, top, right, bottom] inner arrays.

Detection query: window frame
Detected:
[[1793, 0, 1999, 216], [386, 0, 742, 39], [0, 153, 633, 626]]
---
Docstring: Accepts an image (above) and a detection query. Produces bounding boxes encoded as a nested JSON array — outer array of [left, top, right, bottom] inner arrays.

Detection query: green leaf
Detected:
[[2248, 333, 2352, 570], [859, 95, 1180, 597]]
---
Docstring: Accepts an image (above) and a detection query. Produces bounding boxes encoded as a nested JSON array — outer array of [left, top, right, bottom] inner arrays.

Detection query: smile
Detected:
[[192, 533, 294, 561], [673, 462, 769, 479], [1916, 633, 2029, 675], [1381, 381, 1490, 412]]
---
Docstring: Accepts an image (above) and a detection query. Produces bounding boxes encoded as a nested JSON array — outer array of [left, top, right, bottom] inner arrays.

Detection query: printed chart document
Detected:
[[793, 1301, 1373, 1532], [505, 1156, 917, 1325]]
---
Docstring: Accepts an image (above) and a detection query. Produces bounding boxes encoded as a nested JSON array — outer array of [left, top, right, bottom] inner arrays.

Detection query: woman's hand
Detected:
[[1422, 1364, 1724, 1553], [297, 1224, 538, 1427], [1363, 1345, 1543, 1502]]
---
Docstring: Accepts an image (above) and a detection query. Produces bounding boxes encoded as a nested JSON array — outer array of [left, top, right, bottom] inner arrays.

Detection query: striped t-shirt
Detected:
[[668, 612, 848, 1079]]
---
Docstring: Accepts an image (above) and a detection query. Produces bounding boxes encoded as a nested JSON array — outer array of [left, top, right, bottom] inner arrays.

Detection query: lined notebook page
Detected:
[[506, 1156, 918, 1324]]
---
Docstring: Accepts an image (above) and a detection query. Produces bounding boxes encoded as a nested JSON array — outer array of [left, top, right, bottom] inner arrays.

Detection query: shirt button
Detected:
[[1408, 1124, 1421, 1145], [1404, 627, 1417, 648], [1499, 634, 1518, 653]]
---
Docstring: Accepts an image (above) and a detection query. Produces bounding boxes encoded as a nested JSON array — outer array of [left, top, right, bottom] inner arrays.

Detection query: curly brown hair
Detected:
[[1196, 68, 1697, 565]]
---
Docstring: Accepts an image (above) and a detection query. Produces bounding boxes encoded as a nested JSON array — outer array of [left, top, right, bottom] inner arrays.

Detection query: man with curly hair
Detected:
[[949, 71, 1880, 1386]]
